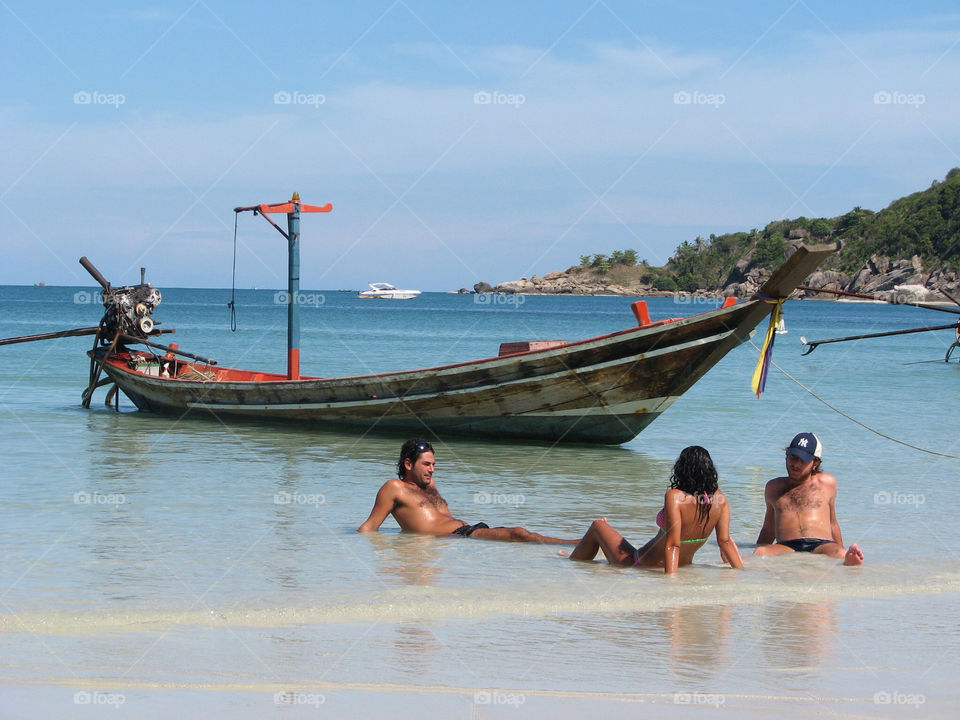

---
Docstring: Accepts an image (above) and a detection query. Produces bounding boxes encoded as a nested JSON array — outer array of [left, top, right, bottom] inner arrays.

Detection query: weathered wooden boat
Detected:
[[67, 195, 833, 444], [0, 194, 836, 444]]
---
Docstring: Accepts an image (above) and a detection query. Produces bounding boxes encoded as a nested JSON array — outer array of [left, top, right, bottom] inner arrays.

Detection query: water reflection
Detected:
[[757, 600, 837, 672], [662, 604, 733, 684], [364, 533, 442, 587]]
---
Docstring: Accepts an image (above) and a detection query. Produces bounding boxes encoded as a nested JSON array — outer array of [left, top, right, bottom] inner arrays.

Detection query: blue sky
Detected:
[[2, 1, 959, 290]]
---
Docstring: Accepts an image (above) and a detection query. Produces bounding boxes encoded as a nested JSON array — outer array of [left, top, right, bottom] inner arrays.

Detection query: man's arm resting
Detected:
[[716, 503, 744, 569], [358, 482, 398, 532], [829, 493, 844, 547], [755, 487, 776, 545]]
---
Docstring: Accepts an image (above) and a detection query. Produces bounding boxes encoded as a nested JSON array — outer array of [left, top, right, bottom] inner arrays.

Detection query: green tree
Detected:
[[656, 275, 677, 291], [751, 233, 786, 270], [809, 219, 831, 237]]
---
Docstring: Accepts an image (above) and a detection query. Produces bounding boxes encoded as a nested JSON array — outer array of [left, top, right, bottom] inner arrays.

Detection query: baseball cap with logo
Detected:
[[786, 432, 822, 463]]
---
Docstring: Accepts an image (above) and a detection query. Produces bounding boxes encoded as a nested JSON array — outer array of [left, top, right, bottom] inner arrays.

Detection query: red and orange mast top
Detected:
[[234, 193, 332, 380]]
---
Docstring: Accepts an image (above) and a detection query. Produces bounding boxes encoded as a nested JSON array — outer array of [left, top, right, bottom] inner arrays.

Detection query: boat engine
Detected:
[[101, 283, 162, 338]]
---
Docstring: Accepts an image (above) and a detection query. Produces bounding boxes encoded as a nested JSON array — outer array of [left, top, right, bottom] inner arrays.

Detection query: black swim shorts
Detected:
[[780, 537, 833, 553], [452, 522, 490, 537]]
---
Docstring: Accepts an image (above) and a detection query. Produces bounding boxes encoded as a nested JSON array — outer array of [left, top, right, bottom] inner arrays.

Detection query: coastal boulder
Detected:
[[928, 268, 960, 296], [849, 255, 927, 295], [802, 269, 850, 297], [722, 251, 754, 290], [494, 278, 536, 294]]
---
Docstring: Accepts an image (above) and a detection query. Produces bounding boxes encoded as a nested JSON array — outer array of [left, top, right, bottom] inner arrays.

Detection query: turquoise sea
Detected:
[[1, 285, 959, 719]]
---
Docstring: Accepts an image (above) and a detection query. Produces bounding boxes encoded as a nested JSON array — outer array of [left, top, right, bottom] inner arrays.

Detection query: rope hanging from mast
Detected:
[[229, 211, 238, 332]]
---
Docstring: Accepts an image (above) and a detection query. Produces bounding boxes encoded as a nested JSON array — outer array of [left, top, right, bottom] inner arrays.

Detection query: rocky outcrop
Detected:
[[483, 268, 659, 296], [810, 254, 959, 301], [476, 253, 960, 300]]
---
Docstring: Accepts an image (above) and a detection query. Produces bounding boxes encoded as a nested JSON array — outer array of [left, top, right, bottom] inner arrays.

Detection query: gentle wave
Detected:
[[5, 571, 959, 636]]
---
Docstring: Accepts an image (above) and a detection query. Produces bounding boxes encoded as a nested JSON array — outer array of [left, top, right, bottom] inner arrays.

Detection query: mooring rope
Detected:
[[749, 339, 959, 460], [228, 211, 238, 332]]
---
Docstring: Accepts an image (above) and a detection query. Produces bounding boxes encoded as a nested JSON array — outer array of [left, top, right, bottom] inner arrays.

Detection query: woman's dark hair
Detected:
[[669, 445, 719, 526], [397, 438, 434, 479]]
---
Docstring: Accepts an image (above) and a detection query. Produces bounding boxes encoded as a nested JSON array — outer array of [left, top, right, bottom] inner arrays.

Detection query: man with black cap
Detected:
[[754, 432, 864, 565]]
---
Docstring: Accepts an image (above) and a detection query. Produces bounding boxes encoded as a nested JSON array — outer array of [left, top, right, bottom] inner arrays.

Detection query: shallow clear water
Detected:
[[1, 285, 958, 718]]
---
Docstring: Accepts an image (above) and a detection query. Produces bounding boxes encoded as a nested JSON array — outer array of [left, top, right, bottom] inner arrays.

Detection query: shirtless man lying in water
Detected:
[[755, 432, 864, 566], [358, 439, 575, 543]]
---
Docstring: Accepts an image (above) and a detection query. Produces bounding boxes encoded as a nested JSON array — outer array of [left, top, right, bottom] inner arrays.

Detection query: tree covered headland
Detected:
[[575, 168, 960, 292]]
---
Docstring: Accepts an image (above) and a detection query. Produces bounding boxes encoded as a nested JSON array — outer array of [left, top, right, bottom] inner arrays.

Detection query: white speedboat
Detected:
[[357, 282, 421, 300]]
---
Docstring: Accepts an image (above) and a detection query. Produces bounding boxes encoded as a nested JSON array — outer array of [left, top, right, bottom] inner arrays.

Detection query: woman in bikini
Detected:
[[569, 446, 743, 573]]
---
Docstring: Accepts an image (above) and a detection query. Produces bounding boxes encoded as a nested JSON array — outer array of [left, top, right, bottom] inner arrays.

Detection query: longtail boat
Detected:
[[2, 195, 837, 444]]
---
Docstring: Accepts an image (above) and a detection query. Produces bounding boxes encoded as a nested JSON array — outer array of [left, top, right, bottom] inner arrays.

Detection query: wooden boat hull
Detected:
[[95, 244, 836, 444]]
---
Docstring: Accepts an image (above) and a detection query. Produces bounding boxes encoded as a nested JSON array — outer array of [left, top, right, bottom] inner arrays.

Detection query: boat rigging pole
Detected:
[[234, 193, 332, 380]]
